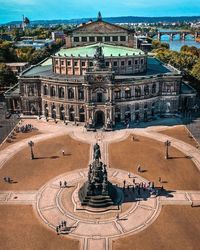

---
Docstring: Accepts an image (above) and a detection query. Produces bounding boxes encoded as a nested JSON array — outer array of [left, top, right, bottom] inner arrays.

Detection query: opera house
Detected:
[[5, 13, 196, 129]]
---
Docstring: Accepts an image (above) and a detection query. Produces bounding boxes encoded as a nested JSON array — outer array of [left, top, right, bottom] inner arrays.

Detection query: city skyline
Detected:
[[0, 0, 200, 24]]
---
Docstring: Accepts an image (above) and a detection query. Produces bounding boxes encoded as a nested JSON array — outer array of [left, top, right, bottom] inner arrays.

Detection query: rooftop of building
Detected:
[[55, 43, 144, 57], [21, 56, 180, 80], [181, 82, 196, 95], [6, 62, 29, 67]]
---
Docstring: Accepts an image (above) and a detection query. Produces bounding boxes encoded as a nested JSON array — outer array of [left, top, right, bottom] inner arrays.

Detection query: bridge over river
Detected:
[[149, 30, 199, 41]]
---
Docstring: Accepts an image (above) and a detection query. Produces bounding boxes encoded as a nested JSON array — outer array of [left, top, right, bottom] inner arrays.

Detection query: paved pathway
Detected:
[[0, 120, 200, 250]]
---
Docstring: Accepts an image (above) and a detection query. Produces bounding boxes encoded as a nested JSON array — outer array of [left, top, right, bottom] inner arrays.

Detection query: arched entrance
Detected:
[[95, 110, 105, 127]]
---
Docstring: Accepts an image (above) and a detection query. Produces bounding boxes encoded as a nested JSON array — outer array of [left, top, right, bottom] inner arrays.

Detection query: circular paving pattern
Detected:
[[35, 168, 161, 240]]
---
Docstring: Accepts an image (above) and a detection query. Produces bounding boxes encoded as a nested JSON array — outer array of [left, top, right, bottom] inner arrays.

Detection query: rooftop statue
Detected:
[[93, 45, 106, 70], [97, 11, 102, 21]]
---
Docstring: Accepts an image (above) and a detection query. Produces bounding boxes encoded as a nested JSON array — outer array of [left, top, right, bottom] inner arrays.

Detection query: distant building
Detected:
[[0, 34, 12, 41], [51, 31, 65, 41], [15, 39, 54, 50], [5, 62, 29, 75], [65, 13, 136, 48]]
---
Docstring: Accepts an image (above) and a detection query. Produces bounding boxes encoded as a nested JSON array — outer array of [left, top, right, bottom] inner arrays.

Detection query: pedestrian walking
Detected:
[[62, 150, 65, 156], [64, 181, 67, 187], [123, 180, 126, 188], [158, 177, 161, 183], [60, 181, 62, 188], [137, 165, 141, 173], [56, 226, 59, 235], [128, 172, 131, 178], [116, 213, 119, 220]]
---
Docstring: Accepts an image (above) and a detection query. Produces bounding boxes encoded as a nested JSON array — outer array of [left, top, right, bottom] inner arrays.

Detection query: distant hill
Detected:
[[5, 16, 200, 26]]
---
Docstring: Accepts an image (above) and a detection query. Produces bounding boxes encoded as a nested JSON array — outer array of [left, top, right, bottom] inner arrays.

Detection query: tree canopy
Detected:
[[0, 63, 18, 88]]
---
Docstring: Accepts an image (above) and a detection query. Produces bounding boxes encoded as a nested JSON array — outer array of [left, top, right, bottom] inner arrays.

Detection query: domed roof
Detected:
[[55, 43, 144, 58]]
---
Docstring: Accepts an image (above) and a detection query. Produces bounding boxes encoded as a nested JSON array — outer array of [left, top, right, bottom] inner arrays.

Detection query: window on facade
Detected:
[[121, 61, 125, 66], [144, 85, 150, 96], [135, 87, 141, 97], [79, 106, 84, 113], [81, 61, 86, 67], [152, 84, 156, 94], [144, 103, 148, 109], [112, 36, 118, 41], [78, 88, 84, 100], [89, 62, 93, 67], [105, 61, 109, 67], [114, 90, 121, 99], [28, 86, 34, 96], [141, 59, 144, 64], [113, 61, 118, 67], [68, 88, 74, 99], [89, 36, 95, 42], [43, 85, 48, 95], [105, 36, 110, 42], [58, 87, 64, 99], [50, 86, 56, 97], [81, 37, 87, 42], [135, 60, 138, 65], [55, 60, 59, 65], [135, 103, 139, 110], [115, 106, 120, 112], [125, 89, 131, 98], [97, 36, 103, 42], [74, 37, 79, 42], [74, 61, 78, 67], [128, 60, 132, 66], [61, 60, 64, 66], [67, 61, 71, 66], [120, 36, 126, 41]]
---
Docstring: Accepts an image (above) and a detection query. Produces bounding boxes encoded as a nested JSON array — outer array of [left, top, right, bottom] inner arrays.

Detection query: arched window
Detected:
[[60, 105, 65, 120], [58, 87, 64, 99], [152, 84, 156, 94], [125, 88, 131, 99], [144, 85, 149, 96], [114, 89, 121, 99], [28, 86, 34, 96], [69, 106, 75, 121], [43, 85, 48, 95], [135, 87, 141, 97], [78, 88, 84, 100], [115, 106, 120, 113], [79, 106, 84, 113], [51, 103, 56, 119], [50, 86, 56, 97], [68, 88, 74, 99], [135, 103, 139, 110], [144, 103, 148, 109]]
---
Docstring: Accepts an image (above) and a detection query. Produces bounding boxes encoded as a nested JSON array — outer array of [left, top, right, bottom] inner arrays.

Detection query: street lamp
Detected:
[[28, 140, 34, 160], [164, 140, 171, 159]]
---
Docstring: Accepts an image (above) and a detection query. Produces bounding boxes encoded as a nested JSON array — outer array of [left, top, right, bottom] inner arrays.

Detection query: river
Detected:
[[154, 29, 200, 51]]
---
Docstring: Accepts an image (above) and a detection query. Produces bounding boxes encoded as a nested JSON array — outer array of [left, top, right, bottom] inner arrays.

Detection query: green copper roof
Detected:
[[55, 43, 144, 57]]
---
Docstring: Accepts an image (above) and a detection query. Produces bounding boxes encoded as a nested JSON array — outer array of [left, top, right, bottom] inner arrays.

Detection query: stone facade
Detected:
[[5, 15, 196, 127], [65, 19, 136, 48]]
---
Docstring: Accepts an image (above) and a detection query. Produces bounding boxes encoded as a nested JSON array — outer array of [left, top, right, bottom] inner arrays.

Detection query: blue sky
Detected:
[[0, 0, 200, 24]]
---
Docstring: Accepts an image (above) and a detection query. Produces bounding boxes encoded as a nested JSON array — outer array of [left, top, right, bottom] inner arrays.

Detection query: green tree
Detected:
[[0, 63, 18, 88], [191, 60, 200, 81]]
